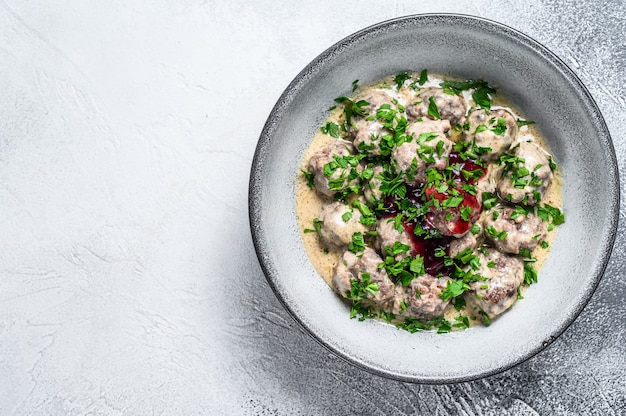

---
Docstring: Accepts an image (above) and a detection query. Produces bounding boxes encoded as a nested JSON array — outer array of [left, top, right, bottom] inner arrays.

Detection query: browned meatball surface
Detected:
[[318, 201, 369, 250], [497, 141, 554, 205], [465, 248, 524, 318], [407, 87, 467, 126], [463, 108, 518, 161], [332, 248, 396, 306], [483, 205, 548, 254], [307, 139, 362, 199], [393, 274, 452, 320]]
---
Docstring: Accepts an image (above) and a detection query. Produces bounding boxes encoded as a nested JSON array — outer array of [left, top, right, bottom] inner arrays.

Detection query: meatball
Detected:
[[353, 88, 400, 117], [352, 119, 388, 155], [483, 205, 548, 254], [392, 119, 453, 183], [463, 108, 518, 161], [424, 186, 482, 238], [408, 117, 452, 136], [497, 141, 554, 205], [349, 89, 401, 155], [307, 139, 361, 199], [363, 165, 385, 204], [393, 274, 452, 320], [332, 248, 395, 306], [407, 87, 467, 126], [318, 201, 369, 250], [376, 217, 413, 261], [465, 248, 524, 318], [449, 223, 482, 258]]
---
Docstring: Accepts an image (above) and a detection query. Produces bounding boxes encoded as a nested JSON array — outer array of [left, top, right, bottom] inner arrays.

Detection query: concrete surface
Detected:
[[0, 1, 624, 415]]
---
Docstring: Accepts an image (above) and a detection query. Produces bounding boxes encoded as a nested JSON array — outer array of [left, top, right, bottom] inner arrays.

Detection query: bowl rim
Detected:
[[249, 13, 620, 383]]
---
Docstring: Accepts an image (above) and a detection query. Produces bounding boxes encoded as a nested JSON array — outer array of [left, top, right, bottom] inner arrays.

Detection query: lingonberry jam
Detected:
[[378, 152, 485, 275]]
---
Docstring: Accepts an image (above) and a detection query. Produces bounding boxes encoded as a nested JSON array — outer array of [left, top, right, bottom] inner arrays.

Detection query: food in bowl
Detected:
[[251, 13, 617, 382], [296, 70, 565, 332]]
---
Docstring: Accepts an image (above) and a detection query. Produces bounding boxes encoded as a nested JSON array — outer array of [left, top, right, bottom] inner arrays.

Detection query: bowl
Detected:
[[249, 14, 619, 383]]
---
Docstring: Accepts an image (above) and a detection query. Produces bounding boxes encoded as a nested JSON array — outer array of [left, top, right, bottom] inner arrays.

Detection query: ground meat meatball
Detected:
[[349, 89, 401, 155], [393, 274, 452, 320], [424, 185, 482, 238], [449, 224, 482, 258], [364, 165, 384, 204], [318, 201, 368, 250], [332, 248, 395, 306], [392, 119, 453, 183], [376, 218, 414, 261], [307, 139, 361, 199], [408, 117, 452, 136], [463, 108, 518, 161], [353, 88, 400, 116], [497, 141, 554, 205], [407, 87, 467, 126], [465, 248, 524, 318], [352, 120, 388, 155], [483, 205, 548, 254]]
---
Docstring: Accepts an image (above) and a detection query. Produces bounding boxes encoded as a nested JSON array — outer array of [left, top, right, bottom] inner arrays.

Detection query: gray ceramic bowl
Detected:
[[249, 14, 619, 383]]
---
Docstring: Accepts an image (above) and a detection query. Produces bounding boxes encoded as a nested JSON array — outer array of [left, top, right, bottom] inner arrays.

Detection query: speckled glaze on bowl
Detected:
[[249, 14, 619, 383]]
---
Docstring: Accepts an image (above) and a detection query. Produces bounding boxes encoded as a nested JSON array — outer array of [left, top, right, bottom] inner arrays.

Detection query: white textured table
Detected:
[[1, 1, 624, 415]]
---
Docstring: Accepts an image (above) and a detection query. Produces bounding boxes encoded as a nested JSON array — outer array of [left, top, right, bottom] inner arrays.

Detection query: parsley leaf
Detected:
[[303, 218, 323, 237], [419, 69, 428, 85], [394, 72, 410, 89], [334, 96, 370, 128], [516, 118, 535, 127], [301, 169, 314, 188], [486, 225, 507, 240], [472, 83, 496, 112], [537, 204, 565, 230], [524, 262, 538, 285], [320, 121, 340, 138], [438, 79, 496, 111], [491, 117, 507, 136], [427, 96, 440, 119], [439, 79, 488, 95], [348, 232, 365, 254], [482, 192, 498, 210], [409, 256, 425, 275], [441, 279, 470, 301]]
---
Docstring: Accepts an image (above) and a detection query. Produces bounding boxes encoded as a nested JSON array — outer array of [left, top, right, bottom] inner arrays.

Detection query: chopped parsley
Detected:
[[427, 96, 440, 119], [347, 273, 379, 300], [397, 316, 452, 334], [491, 117, 507, 136], [419, 69, 428, 86], [303, 218, 323, 237], [524, 262, 538, 285], [441, 279, 470, 301], [334, 96, 370, 128], [439, 79, 496, 111], [320, 121, 340, 138], [537, 204, 565, 231], [301, 169, 314, 188], [348, 232, 365, 254], [393, 72, 411, 89], [486, 225, 508, 240]]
